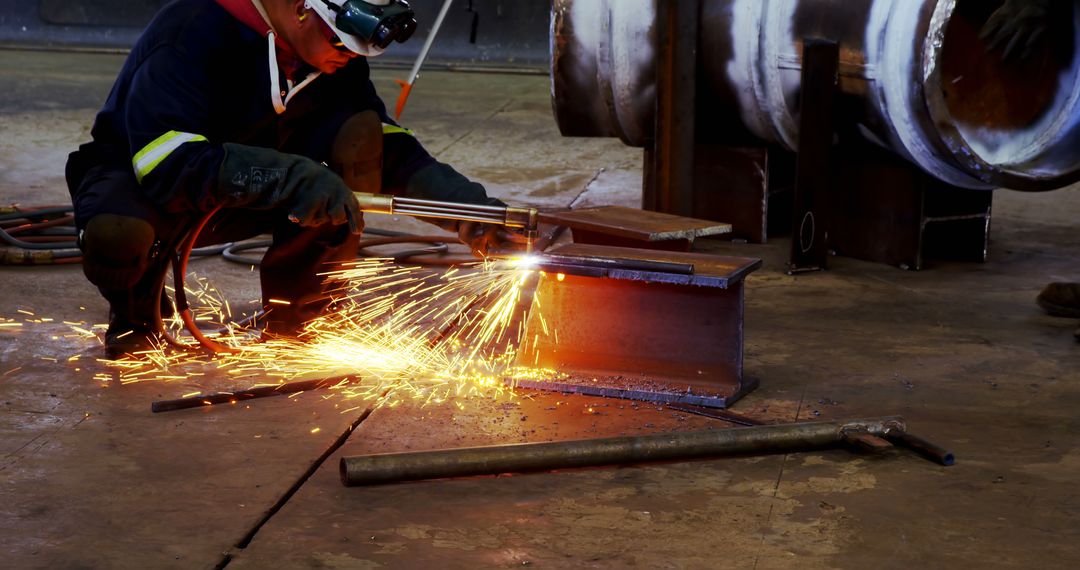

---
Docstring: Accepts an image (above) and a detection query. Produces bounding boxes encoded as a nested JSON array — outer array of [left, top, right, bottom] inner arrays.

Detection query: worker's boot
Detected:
[[102, 289, 165, 359], [258, 305, 312, 341], [1036, 282, 1080, 319], [253, 112, 381, 340], [81, 214, 163, 358], [258, 214, 361, 341]]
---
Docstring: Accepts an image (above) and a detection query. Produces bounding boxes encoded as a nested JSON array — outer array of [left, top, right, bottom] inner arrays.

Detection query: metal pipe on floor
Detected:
[[340, 416, 905, 486], [885, 428, 956, 466]]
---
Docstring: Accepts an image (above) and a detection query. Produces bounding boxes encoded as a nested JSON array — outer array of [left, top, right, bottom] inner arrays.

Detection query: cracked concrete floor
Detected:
[[2, 49, 1080, 569]]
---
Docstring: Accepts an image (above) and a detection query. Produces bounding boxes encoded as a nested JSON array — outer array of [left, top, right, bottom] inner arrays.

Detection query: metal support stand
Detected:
[[644, 0, 699, 217], [788, 39, 838, 274], [827, 142, 993, 270], [640, 30, 992, 269], [691, 146, 776, 244]]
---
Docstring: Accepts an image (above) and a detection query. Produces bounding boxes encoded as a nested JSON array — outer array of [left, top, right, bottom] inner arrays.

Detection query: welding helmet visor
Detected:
[[306, 0, 417, 56]]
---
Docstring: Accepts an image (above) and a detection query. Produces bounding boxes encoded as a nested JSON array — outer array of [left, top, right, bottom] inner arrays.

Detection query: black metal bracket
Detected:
[[788, 38, 839, 274], [644, 0, 700, 217]]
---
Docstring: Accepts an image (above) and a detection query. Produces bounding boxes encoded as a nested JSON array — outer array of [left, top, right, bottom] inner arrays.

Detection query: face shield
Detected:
[[305, 0, 418, 57]]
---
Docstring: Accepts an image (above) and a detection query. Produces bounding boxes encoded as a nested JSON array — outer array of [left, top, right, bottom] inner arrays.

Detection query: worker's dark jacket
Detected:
[[66, 0, 433, 218]]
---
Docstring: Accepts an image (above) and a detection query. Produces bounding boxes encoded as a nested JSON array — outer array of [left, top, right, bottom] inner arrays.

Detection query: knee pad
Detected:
[[81, 214, 156, 291], [331, 110, 383, 194]]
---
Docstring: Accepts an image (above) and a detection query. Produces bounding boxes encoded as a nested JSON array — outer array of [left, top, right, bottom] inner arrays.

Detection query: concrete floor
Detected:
[[2, 49, 1079, 569]]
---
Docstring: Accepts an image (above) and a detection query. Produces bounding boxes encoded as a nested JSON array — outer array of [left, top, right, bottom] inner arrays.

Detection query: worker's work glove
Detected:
[[405, 161, 524, 257], [980, 0, 1052, 61], [218, 143, 364, 235]]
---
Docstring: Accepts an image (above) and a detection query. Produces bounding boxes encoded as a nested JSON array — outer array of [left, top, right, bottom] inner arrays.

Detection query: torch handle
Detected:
[[354, 192, 539, 238]]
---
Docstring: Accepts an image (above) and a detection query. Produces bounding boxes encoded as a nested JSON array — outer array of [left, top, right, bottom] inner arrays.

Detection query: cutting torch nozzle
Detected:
[[354, 192, 539, 243]]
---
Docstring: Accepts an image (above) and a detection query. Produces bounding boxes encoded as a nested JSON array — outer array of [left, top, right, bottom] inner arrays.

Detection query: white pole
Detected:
[[407, 0, 456, 85]]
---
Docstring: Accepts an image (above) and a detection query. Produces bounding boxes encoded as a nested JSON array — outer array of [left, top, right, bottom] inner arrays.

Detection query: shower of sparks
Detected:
[[45, 256, 567, 405]]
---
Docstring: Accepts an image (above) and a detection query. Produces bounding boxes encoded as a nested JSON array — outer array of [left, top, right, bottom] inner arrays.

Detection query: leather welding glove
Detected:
[[218, 143, 363, 235], [405, 161, 522, 257], [980, 0, 1052, 61]]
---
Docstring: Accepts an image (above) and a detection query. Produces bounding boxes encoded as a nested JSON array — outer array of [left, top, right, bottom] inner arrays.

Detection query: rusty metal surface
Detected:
[[515, 245, 760, 407], [690, 145, 771, 243], [540, 243, 761, 288], [510, 375, 758, 409], [568, 229, 696, 252], [535, 252, 695, 277], [541, 206, 731, 243], [884, 429, 956, 467], [827, 141, 993, 270], [924, 0, 1080, 191], [936, 2, 1068, 131]]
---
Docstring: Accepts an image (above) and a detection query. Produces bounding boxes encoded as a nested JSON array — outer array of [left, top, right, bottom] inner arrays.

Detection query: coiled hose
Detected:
[[0, 205, 81, 265], [0, 205, 226, 265]]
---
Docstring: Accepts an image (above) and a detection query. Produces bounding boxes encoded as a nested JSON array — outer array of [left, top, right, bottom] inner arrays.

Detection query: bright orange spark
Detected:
[[85, 257, 563, 405]]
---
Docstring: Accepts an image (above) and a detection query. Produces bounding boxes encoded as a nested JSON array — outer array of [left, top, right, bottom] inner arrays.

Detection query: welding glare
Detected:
[[508, 254, 541, 271]]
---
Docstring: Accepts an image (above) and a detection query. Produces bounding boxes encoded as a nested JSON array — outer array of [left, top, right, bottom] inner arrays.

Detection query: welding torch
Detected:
[[163, 192, 539, 356], [353, 192, 540, 253]]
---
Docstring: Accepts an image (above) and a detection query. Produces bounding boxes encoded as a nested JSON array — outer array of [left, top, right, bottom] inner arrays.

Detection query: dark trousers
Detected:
[[66, 106, 370, 329], [69, 164, 359, 329], [199, 207, 359, 327]]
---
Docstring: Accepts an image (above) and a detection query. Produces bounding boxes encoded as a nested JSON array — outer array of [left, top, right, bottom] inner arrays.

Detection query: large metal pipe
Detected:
[[551, 0, 1080, 191], [340, 416, 905, 486]]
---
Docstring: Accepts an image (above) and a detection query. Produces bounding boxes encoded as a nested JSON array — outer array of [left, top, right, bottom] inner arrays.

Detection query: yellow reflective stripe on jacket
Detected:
[[132, 130, 208, 183], [382, 123, 414, 136]]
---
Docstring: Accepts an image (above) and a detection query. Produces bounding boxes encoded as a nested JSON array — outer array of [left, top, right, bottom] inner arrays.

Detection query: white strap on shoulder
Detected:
[[251, 0, 321, 114]]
